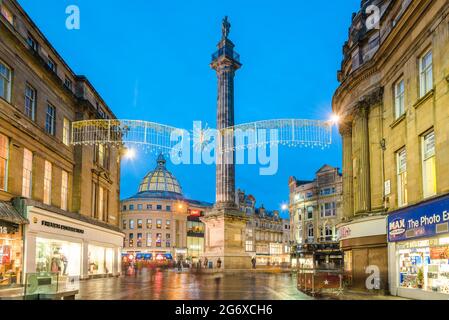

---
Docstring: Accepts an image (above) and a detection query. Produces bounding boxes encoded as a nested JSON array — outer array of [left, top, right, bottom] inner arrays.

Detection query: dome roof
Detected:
[[138, 154, 183, 195]]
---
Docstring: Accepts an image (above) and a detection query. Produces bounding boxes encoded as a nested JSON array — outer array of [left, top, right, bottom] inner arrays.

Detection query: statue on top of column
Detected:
[[222, 16, 231, 39]]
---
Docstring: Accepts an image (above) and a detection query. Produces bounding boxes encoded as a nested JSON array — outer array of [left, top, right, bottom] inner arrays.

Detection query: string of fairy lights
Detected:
[[71, 118, 334, 155]]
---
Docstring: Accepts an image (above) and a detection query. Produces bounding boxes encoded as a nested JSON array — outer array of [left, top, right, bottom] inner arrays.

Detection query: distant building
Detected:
[[288, 165, 343, 267], [120, 154, 212, 263], [236, 190, 289, 267]]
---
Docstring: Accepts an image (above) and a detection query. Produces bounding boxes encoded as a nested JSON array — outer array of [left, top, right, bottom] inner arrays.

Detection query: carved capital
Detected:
[[339, 121, 353, 136]]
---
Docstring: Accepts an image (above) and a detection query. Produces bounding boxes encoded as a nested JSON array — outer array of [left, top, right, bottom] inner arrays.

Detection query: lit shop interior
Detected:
[[397, 235, 449, 294], [35, 238, 114, 277], [0, 226, 23, 288]]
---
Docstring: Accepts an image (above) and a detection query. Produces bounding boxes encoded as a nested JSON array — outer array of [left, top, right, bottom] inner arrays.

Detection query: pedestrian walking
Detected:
[[204, 257, 209, 269], [217, 258, 222, 269], [251, 257, 257, 269]]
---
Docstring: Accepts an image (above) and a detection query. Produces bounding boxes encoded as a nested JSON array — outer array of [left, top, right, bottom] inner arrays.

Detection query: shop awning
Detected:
[[0, 201, 29, 225]]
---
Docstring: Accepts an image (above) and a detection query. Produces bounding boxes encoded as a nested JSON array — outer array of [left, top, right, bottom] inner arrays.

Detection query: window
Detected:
[[246, 240, 254, 252], [122, 220, 127, 230], [137, 219, 142, 229], [397, 148, 408, 207], [0, 134, 8, 191], [43, 161, 52, 205], [166, 220, 171, 230], [137, 233, 142, 247], [307, 224, 314, 239], [122, 205, 127, 211], [156, 233, 162, 247], [166, 206, 171, 211], [61, 170, 69, 211], [64, 77, 72, 91], [129, 204, 134, 211], [422, 131, 436, 198], [91, 182, 97, 217], [419, 50, 433, 97], [0, 5, 14, 25], [47, 57, 57, 73], [146, 219, 152, 229], [166, 233, 171, 248], [320, 202, 336, 218], [394, 79, 405, 119], [307, 206, 313, 220], [129, 233, 134, 247], [137, 204, 143, 211], [98, 144, 105, 167], [27, 35, 38, 52], [0, 61, 11, 102], [129, 219, 135, 230], [25, 84, 36, 120], [98, 186, 104, 221], [63, 118, 70, 145], [156, 205, 162, 210], [156, 219, 162, 229], [22, 148, 33, 198], [146, 233, 152, 247], [146, 204, 153, 210], [45, 104, 56, 135]]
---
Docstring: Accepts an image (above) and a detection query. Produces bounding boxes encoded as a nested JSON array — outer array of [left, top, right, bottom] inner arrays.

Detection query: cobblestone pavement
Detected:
[[76, 269, 314, 300]]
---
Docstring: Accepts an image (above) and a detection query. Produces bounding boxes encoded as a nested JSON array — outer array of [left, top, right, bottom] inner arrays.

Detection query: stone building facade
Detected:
[[121, 154, 212, 264], [0, 0, 122, 290], [333, 0, 449, 297], [237, 190, 289, 267], [288, 165, 342, 266]]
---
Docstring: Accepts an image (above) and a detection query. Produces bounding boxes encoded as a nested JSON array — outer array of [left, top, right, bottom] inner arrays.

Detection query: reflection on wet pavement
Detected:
[[77, 269, 314, 300]]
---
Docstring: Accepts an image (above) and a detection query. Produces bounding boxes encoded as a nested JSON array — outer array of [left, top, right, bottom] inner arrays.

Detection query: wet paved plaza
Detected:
[[76, 269, 314, 300]]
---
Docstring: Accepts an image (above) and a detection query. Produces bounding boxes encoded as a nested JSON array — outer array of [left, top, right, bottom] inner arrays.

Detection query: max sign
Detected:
[[388, 195, 449, 242]]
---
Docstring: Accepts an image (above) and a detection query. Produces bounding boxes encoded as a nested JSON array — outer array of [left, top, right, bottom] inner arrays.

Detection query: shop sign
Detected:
[[430, 247, 449, 259], [0, 222, 18, 234], [41, 220, 84, 234], [388, 195, 449, 242]]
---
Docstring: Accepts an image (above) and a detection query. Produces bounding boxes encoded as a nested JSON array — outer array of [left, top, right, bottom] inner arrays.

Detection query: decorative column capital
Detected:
[[338, 121, 353, 136]]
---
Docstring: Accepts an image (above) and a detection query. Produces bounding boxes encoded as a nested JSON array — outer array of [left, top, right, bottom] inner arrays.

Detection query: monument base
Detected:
[[200, 207, 252, 270]]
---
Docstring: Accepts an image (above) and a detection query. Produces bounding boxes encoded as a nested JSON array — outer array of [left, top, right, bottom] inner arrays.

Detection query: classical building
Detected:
[[289, 165, 343, 267], [333, 0, 449, 298], [201, 17, 252, 269], [236, 190, 290, 267], [121, 154, 212, 263], [0, 0, 123, 291]]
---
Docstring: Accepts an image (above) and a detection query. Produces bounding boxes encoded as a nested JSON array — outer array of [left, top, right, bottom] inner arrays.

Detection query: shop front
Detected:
[[388, 194, 449, 300], [337, 215, 388, 292], [24, 205, 123, 281], [0, 202, 28, 289]]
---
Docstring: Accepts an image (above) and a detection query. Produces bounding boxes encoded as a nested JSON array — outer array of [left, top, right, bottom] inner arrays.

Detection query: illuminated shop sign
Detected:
[[388, 195, 449, 242]]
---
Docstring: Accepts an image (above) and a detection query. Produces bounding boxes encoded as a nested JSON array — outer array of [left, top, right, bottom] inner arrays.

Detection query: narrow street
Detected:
[[76, 270, 314, 300]]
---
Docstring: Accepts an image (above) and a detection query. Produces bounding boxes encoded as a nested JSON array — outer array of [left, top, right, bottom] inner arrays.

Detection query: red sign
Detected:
[[430, 247, 449, 259], [1, 245, 11, 265]]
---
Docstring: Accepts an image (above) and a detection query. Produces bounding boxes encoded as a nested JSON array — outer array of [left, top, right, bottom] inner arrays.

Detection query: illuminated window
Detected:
[[22, 148, 33, 198], [394, 79, 405, 119], [98, 186, 104, 221], [137, 219, 142, 229], [25, 84, 36, 120], [61, 170, 69, 211], [137, 233, 142, 247], [246, 240, 254, 252], [146, 219, 152, 229], [43, 161, 52, 205], [419, 50, 433, 97], [166, 220, 171, 230], [0, 60, 11, 102], [122, 220, 127, 229], [422, 131, 436, 198], [0, 5, 14, 25], [156, 219, 162, 229], [397, 148, 408, 207], [156, 233, 162, 247], [63, 118, 70, 145], [146, 233, 152, 247], [0, 134, 8, 191], [129, 233, 134, 247], [129, 219, 135, 230]]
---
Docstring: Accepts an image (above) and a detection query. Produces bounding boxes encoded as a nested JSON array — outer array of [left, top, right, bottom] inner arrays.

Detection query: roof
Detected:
[[0, 201, 28, 225], [138, 154, 182, 195]]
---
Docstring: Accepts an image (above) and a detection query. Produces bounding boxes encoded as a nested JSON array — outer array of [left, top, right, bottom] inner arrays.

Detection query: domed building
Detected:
[[120, 154, 212, 263]]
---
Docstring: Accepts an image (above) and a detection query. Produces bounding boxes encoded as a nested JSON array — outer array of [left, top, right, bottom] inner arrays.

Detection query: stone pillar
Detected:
[[340, 122, 354, 219], [355, 103, 371, 214], [81, 240, 89, 280]]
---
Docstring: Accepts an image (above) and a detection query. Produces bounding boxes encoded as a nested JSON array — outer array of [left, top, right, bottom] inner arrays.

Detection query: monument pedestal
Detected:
[[201, 207, 252, 270]]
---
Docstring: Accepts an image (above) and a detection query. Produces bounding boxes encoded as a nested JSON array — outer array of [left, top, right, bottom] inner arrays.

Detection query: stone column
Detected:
[[355, 103, 371, 214], [340, 122, 354, 219]]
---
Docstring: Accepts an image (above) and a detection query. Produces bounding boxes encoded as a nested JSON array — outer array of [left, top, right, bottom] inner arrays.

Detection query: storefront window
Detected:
[[187, 221, 204, 234], [187, 237, 204, 259], [88, 245, 113, 275], [0, 225, 22, 287], [398, 237, 449, 294], [35, 237, 81, 277]]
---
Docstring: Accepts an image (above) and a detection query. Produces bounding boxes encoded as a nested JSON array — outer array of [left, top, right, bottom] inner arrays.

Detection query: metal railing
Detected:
[[212, 47, 240, 62]]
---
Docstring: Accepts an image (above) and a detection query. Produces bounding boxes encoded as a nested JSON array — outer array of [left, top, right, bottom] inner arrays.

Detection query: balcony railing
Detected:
[[211, 47, 240, 62]]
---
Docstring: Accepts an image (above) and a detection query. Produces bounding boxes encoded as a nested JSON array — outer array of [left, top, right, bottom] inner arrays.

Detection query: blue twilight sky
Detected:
[[20, 0, 360, 217]]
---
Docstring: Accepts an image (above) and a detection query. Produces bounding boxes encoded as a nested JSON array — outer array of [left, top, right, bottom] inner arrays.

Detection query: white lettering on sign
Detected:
[[0, 226, 7, 234]]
